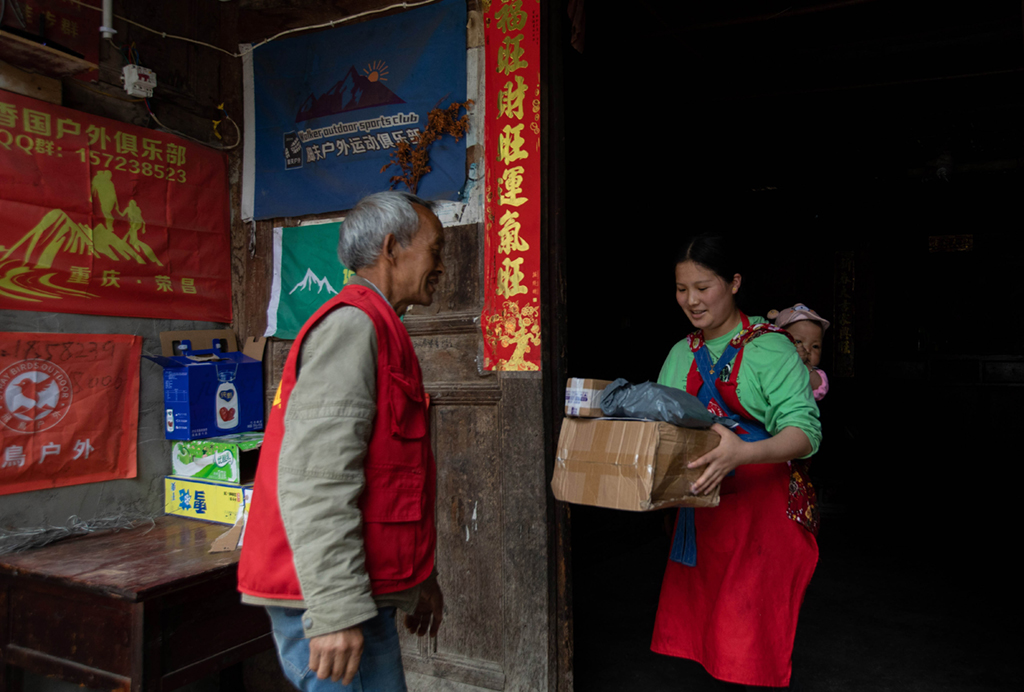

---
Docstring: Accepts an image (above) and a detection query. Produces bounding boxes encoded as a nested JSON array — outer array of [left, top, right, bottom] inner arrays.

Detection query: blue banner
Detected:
[[250, 0, 467, 219]]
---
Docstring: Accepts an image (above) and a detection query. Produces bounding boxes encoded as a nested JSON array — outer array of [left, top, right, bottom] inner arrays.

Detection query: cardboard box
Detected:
[[159, 330, 267, 363], [171, 432, 263, 484], [552, 417, 722, 511], [164, 476, 253, 525], [160, 329, 238, 357], [210, 486, 254, 553], [146, 349, 264, 440], [565, 378, 613, 417]]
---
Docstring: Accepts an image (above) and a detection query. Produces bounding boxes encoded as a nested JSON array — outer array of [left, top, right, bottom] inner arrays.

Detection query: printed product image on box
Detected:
[[147, 350, 264, 440], [172, 432, 263, 484]]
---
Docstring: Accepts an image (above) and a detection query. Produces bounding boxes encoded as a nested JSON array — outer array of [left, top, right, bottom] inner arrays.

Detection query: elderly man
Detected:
[[239, 191, 445, 691]]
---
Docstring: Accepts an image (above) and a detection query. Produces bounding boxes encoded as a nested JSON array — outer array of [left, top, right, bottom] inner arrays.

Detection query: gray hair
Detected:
[[338, 191, 436, 270]]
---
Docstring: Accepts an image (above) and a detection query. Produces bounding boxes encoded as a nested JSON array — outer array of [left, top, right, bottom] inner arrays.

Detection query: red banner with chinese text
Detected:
[[0, 332, 141, 496], [481, 0, 541, 371], [0, 91, 232, 322]]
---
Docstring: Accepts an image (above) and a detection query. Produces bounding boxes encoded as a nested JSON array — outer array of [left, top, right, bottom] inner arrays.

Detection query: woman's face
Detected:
[[675, 261, 742, 340]]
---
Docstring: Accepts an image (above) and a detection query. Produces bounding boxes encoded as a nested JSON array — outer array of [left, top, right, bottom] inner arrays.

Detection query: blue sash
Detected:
[[670, 340, 770, 567]]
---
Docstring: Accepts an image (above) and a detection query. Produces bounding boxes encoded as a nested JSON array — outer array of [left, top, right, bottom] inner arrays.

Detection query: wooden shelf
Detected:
[[0, 30, 97, 78]]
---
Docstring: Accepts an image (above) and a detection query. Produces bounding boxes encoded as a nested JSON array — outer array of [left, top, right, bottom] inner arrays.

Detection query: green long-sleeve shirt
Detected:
[[657, 316, 822, 457]]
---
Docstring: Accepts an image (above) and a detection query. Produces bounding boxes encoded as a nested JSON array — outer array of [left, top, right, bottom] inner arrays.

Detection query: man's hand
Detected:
[[308, 626, 363, 685], [405, 574, 444, 638]]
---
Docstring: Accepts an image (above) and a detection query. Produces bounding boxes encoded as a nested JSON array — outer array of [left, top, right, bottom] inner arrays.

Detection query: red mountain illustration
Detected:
[[296, 66, 405, 122]]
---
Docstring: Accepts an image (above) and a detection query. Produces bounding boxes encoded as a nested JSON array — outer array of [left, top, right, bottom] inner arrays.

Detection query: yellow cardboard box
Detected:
[[164, 476, 252, 525]]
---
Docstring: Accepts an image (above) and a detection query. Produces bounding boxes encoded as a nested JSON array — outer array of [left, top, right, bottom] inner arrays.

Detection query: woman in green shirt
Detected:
[[650, 234, 821, 688]]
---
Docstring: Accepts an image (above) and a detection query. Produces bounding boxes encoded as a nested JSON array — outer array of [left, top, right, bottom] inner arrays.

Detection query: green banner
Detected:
[[266, 222, 353, 339]]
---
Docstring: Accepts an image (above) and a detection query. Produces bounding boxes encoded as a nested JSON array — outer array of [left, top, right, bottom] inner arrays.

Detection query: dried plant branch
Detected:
[[0, 509, 157, 555], [381, 100, 473, 194]]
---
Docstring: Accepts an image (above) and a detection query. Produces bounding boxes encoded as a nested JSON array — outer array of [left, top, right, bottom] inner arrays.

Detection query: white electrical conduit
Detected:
[[101, 0, 115, 40]]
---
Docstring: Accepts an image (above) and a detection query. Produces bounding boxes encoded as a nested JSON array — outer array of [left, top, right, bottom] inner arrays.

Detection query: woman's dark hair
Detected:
[[675, 234, 739, 282]]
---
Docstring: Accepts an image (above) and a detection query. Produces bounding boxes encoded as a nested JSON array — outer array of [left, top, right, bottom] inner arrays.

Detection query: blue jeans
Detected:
[[266, 607, 408, 692]]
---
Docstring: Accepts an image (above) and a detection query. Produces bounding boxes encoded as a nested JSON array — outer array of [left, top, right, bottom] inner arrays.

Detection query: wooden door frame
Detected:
[[539, 1, 573, 690]]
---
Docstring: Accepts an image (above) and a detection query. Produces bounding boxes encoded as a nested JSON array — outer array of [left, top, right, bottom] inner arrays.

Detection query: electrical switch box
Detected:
[[122, 65, 157, 98]]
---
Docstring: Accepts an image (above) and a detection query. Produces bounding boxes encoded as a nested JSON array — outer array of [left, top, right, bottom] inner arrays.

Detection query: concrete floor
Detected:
[[572, 511, 1019, 691], [24, 509, 1015, 692]]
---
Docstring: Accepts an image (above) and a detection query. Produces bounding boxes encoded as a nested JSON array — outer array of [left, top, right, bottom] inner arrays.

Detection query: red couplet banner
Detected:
[[0, 91, 232, 322], [0, 332, 142, 496], [482, 0, 542, 371]]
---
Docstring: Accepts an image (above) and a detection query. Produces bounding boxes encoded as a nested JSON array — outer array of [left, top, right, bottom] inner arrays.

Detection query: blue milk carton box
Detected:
[[146, 349, 264, 440]]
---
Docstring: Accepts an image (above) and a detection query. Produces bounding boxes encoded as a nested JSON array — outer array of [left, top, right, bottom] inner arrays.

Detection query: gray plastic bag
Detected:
[[599, 378, 732, 429]]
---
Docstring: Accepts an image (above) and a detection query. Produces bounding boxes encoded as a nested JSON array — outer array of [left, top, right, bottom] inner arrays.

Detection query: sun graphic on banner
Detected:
[[363, 60, 389, 82]]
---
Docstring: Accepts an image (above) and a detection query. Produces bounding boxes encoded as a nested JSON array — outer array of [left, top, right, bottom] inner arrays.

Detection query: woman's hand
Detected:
[[688, 425, 814, 496], [687, 423, 755, 495]]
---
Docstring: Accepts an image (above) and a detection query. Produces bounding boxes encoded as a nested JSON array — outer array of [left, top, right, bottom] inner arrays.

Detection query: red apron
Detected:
[[650, 324, 819, 687]]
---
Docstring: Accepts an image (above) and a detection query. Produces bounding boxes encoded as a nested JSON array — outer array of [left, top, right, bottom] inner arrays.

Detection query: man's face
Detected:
[[393, 205, 445, 308]]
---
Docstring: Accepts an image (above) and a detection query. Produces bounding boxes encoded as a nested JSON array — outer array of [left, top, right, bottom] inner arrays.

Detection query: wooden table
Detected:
[[0, 516, 273, 692]]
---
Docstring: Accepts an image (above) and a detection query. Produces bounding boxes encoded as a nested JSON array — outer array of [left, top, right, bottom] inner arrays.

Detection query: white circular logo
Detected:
[[0, 360, 73, 433]]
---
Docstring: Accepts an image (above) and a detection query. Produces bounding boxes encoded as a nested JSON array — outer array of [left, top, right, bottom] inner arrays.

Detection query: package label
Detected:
[[564, 378, 613, 417]]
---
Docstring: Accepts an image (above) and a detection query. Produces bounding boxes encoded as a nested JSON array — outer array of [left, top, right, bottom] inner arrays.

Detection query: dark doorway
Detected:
[[558, 2, 1022, 689]]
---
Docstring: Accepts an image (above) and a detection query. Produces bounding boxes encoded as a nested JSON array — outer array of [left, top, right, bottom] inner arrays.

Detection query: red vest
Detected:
[[238, 284, 436, 600]]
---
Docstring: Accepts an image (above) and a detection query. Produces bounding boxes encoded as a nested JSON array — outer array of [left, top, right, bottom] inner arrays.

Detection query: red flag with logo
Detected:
[[0, 332, 141, 495]]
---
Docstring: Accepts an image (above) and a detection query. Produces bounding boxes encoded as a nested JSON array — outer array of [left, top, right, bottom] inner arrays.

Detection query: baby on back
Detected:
[[769, 304, 830, 401]]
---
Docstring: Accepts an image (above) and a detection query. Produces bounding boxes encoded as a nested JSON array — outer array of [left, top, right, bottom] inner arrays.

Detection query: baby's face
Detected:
[[787, 320, 824, 368]]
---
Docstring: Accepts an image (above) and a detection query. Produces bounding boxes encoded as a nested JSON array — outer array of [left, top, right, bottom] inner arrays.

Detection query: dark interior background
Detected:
[[560, 0, 1023, 682]]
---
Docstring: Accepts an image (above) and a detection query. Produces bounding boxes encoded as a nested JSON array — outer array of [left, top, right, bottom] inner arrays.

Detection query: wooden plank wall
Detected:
[[0, 60, 61, 104]]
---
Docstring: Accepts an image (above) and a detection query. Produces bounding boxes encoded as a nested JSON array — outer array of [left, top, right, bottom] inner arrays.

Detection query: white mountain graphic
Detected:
[[289, 268, 338, 295]]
